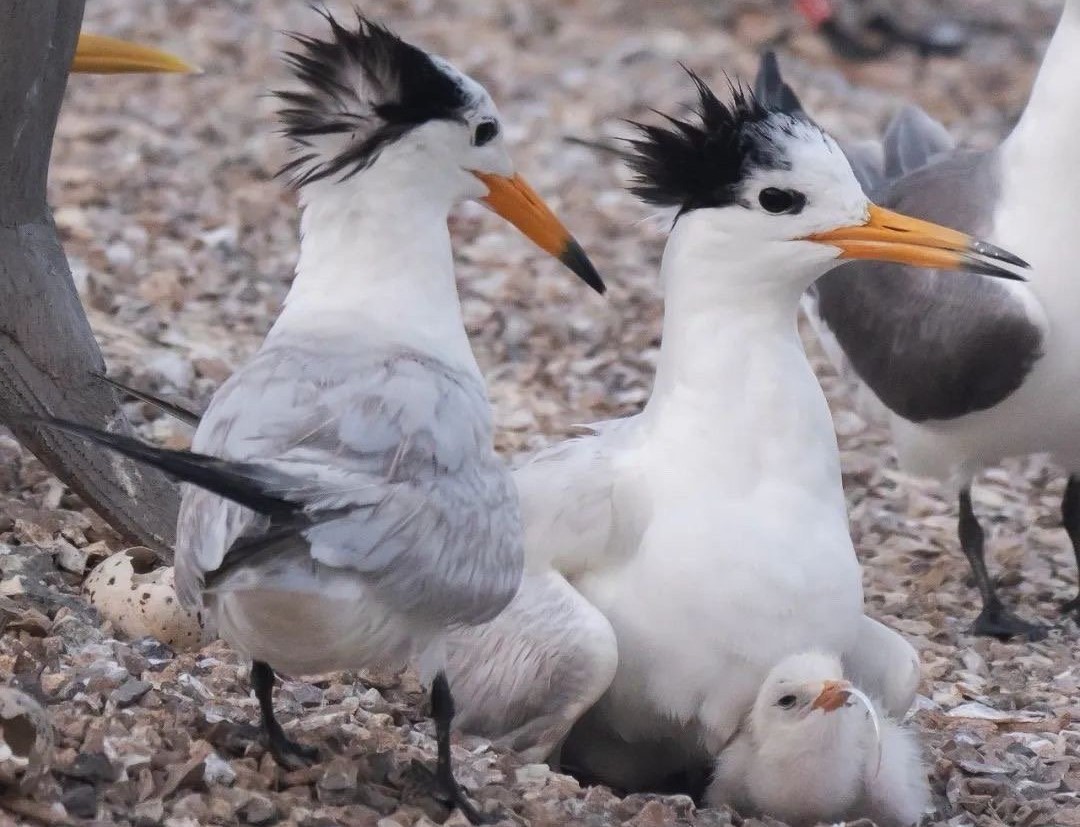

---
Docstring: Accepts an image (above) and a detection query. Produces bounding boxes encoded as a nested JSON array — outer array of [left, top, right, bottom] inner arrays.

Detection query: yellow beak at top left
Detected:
[[72, 33, 198, 74]]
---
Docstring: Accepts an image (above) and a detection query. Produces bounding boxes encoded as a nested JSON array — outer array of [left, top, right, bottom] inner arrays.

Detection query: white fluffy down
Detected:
[[705, 651, 930, 827]]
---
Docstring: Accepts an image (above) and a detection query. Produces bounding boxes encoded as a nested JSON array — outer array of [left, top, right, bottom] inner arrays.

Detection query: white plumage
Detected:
[[444, 74, 1020, 788]]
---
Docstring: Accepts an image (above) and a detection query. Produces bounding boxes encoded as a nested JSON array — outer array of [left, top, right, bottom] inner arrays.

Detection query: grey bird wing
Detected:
[[755, 53, 1045, 422], [754, 52, 884, 193], [176, 342, 522, 627], [813, 150, 1044, 422], [881, 104, 955, 182]]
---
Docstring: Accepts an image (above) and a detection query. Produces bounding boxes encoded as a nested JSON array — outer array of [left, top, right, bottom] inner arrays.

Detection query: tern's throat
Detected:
[[270, 168, 477, 373], [647, 219, 831, 410]]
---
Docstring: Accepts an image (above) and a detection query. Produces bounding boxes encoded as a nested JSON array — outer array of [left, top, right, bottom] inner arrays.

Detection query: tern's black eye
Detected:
[[758, 187, 806, 215], [777, 694, 798, 709], [473, 120, 499, 147]]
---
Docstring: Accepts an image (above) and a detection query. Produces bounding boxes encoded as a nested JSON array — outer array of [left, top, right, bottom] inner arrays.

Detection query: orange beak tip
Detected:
[[811, 681, 852, 713]]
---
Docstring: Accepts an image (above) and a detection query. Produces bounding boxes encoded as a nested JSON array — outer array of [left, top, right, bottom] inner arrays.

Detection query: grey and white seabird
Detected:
[[33, 10, 603, 822], [756, 0, 1080, 639]]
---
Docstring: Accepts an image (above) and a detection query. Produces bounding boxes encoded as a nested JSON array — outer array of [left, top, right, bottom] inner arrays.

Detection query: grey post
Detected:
[[0, 1, 178, 560]]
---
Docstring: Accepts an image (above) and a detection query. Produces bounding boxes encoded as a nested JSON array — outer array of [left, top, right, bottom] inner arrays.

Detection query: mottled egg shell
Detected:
[[0, 686, 52, 794], [83, 547, 212, 651]]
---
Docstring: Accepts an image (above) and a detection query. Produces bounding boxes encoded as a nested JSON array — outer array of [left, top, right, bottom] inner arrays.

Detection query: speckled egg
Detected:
[[83, 547, 212, 651], [0, 686, 52, 794]]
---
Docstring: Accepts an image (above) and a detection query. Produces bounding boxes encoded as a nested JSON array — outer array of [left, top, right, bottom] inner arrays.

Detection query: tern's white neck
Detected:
[[647, 219, 830, 411], [268, 165, 479, 375], [641, 219, 846, 504], [1003, 0, 1080, 168]]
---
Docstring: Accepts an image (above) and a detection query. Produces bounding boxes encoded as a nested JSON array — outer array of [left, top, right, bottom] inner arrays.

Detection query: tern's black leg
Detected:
[[430, 672, 489, 824], [959, 488, 1047, 641], [1059, 475, 1080, 615], [251, 660, 318, 769]]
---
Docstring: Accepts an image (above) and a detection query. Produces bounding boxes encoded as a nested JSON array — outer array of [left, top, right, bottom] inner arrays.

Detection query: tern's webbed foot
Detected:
[[411, 760, 492, 825], [266, 726, 319, 771], [971, 602, 1048, 641]]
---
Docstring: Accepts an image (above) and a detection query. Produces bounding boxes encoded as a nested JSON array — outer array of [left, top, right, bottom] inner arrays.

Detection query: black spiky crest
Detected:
[[626, 70, 803, 216], [276, 9, 470, 187]]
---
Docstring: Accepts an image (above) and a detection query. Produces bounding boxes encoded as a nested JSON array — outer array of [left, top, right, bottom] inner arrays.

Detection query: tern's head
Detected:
[[275, 10, 602, 292], [628, 72, 1026, 292]]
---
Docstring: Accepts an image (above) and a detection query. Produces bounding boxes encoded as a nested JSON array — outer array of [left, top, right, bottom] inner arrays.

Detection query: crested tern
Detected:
[[32, 11, 603, 822], [437, 71, 1026, 790]]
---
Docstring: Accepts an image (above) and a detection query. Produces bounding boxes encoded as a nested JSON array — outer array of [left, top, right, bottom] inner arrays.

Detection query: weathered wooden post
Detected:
[[0, 1, 179, 560]]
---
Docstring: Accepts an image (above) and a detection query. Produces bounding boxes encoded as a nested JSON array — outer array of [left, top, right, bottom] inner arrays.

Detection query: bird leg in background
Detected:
[[250, 660, 319, 770], [430, 672, 489, 824], [1059, 475, 1080, 614], [0, 0, 178, 560], [958, 488, 1047, 640]]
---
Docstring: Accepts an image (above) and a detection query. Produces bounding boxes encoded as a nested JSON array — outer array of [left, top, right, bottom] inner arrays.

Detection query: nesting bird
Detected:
[[37, 11, 602, 822], [756, 0, 1080, 640], [440, 72, 1026, 790], [704, 651, 930, 827]]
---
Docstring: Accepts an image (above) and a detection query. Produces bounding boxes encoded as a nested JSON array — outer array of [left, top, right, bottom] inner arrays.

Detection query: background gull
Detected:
[[760, 0, 1080, 640]]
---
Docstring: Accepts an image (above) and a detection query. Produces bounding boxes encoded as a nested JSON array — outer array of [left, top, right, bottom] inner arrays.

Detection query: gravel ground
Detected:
[[2, 0, 1079, 825]]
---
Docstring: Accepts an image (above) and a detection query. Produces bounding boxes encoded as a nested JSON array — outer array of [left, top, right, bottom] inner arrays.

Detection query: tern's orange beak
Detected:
[[72, 33, 199, 74], [810, 680, 853, 713], [472, 172, 605, 294], [805, 204, 1027, 281]]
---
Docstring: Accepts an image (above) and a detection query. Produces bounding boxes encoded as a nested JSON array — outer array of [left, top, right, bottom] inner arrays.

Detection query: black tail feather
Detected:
[[94, 372, 204, 428], [754, 51, 805, 117], [25, 417, 298, 519]]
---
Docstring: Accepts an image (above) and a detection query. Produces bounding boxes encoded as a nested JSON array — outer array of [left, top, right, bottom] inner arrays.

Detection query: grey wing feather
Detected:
[[176, 341, 522, 627], [843, 139, 886, 195], [753, 53, 882, 194], [882, 104, 955, 180], [753, 51, 805, 116]]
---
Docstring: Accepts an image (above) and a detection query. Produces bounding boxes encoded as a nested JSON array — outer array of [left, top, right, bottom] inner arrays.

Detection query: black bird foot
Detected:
[[412, 760, 492, 824], [266, 728, 319, 771], [971, 602, 1048, 641]]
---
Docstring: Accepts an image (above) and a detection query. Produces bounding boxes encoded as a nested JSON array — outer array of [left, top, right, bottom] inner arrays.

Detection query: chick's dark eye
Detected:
[[473, 120, 499, 147], [758, 187, 805, 215], [777, 694, 798, 709]]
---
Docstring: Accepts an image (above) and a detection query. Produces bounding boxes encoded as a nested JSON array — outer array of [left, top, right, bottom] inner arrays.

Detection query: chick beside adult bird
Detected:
[[705, 651, 930, 827]]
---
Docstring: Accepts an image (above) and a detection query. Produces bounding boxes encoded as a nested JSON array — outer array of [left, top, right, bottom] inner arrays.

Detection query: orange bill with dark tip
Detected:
[[805, 204, 1028, 281], [472, 171, 605, 294], [72, 33, 199, 74], [810, 680, 852, 713]]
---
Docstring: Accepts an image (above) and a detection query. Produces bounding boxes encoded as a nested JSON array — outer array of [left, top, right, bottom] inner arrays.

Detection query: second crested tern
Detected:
[[439, 71, 1026, 790]]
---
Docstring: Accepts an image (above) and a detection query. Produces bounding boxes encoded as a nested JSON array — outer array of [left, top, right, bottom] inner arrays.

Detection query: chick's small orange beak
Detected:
[[72, 33, 199, 74], [805, 204, 1028, 281], [472, 171, 604, 294], [810, 680, 852, 713]]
